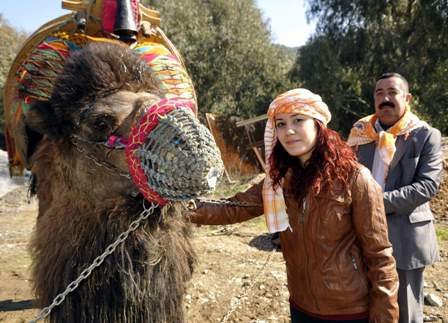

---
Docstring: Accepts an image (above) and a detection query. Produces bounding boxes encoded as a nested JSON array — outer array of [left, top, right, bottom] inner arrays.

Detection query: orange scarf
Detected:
[[347, 110, 426, 184]]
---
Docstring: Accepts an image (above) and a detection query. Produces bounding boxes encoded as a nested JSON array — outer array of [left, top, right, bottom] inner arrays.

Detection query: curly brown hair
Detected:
[[269, 120, 357, 202]]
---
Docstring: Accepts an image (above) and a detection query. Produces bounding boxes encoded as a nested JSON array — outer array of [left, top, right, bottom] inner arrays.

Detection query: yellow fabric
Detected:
[[52, 32, 124, 47], [347, 109, 426, 182], [263, 88, 331, 233]]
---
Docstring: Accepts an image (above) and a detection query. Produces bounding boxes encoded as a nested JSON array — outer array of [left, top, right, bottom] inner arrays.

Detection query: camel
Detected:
[[21, 40, 223, 323]]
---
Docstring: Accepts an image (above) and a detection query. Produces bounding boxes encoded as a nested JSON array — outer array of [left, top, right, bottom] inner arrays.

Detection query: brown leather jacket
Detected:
[[191, 165, 398, 322]]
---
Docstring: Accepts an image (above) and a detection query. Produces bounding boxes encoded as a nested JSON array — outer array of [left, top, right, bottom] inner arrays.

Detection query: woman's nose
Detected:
[[287, 128, 295, 135]]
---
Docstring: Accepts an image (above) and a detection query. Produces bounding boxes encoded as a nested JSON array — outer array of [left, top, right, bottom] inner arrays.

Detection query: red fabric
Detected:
[[102, 0, 141, 33], [140, 53, 180, 64], [102, 0, 117, 33]]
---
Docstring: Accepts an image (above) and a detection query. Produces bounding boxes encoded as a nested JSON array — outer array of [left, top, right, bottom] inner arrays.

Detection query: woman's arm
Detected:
[[351, 166, 399, 323], [190, 181, 264, 225]]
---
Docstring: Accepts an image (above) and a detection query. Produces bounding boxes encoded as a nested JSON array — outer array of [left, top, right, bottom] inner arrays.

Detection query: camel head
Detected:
[[24, 41, 223, 205]]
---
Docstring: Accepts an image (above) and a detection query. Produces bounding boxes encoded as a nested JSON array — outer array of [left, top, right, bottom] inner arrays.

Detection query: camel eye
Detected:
[[92, 115, 115, 132], [94, 119, 108, 131]]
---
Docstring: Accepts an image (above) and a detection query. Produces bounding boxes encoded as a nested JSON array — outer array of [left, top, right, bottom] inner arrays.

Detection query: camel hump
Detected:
[[3, 0, 196, 176]]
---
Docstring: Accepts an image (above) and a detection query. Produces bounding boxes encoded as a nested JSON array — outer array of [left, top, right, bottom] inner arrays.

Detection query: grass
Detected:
[[244, 216, 268, 231], [436, 227, 448, 242], [196, 174, 268, 233], [211, 175, 259, 198]]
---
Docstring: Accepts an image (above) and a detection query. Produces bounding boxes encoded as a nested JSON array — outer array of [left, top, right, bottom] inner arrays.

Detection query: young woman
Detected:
[[189, 89, 398, 322]]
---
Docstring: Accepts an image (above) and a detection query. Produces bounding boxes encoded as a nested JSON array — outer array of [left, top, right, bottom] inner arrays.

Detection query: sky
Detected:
[[0, 0, 315, 48]]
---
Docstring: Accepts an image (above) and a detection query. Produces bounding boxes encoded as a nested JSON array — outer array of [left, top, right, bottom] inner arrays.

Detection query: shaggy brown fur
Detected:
[[26, 42, 197, 323]]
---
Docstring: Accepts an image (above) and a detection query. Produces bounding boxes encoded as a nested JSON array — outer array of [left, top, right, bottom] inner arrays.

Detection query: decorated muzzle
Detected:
[[125, 98, 224, 205]]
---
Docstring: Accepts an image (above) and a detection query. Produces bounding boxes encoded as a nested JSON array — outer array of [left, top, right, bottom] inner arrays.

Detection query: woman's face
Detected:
[[274, 113, 318, 165]]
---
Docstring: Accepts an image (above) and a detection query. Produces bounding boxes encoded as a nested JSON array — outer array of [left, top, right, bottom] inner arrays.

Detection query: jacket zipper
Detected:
[[351, 254, 359, 271], [299, 198, 306, 224], [300, 196, 320, 311]]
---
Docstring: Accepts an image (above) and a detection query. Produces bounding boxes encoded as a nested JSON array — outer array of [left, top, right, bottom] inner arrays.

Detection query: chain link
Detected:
[[29, 202, 159, 323], [71, 137, 131, 180], [196, 198, 262, 208], [220, 248, 277, 323], [190, 192, 277, 321], [32, 137, 260, 322]]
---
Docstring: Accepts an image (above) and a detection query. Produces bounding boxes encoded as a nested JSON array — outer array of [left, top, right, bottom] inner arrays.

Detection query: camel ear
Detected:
[[25, 101, 63, 138], [23, 101, 66, 164]]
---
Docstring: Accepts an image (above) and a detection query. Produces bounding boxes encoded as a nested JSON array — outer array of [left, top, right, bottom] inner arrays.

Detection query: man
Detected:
[[347, 73, 442, 323]]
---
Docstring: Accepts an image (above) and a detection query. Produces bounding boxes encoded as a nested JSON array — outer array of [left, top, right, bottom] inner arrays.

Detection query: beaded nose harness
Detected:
[[125, 97, 224, 205]]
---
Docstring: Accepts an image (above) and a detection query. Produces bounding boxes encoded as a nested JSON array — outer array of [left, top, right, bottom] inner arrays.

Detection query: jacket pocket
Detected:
[[409, 207, 433, 223], [349, 247, 369, 291]]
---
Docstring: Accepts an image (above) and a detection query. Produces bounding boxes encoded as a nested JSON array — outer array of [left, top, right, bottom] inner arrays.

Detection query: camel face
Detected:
[[25, 42, 223, 203]]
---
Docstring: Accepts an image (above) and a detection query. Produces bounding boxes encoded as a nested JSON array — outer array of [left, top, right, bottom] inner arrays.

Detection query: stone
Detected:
[[423, 315, 438, 322], [242, 281, 250, 288], [425, 293, 443, 307]]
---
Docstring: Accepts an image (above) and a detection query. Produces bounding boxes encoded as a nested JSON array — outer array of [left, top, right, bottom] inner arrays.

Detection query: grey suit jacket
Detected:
[[356, 125, 443, 270]]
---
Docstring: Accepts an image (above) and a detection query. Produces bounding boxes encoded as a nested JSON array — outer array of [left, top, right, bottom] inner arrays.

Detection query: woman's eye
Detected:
[[293, 118, 304, 124], [275, 122, 285, 128]]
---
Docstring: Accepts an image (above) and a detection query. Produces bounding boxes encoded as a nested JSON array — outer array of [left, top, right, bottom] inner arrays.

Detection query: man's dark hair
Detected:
[[377, 72, 409, 93]]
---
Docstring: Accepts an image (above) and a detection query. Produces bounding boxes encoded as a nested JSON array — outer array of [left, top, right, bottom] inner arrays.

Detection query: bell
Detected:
[[114, 0, 139, 43]]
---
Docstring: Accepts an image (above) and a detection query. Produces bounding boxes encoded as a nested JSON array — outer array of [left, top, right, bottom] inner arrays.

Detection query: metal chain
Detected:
[[220, 248, 277, 323], [31, 137, 259, 322], [196, 198, 261, 208], [29, 202, 159, 323], [71, 137, 131, 179]]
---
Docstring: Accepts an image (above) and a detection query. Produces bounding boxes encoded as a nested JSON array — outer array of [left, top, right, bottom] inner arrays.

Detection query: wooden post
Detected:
[[204, 113, 234, 183]]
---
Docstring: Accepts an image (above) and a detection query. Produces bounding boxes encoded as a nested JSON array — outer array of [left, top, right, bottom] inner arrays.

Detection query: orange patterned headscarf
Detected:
[[262, 88, 331, 233]]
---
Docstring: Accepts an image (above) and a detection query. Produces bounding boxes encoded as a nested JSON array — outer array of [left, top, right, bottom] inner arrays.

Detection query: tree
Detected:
[[0, 15, 27, 134], [143, 0, 294, 118], [290, 0, 448, 135]]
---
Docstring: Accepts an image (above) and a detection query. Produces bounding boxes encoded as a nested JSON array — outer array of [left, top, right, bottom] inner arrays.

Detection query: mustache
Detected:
[[379, 101, 395, 109]]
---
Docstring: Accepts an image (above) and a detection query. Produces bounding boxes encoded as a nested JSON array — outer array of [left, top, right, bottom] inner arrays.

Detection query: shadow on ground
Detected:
[[0, 299, 36, 312], [248, 233, 281, 252]]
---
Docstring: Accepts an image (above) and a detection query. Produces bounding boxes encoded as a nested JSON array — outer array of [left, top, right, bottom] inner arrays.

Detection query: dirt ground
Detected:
[[0, 176, 447, 323]]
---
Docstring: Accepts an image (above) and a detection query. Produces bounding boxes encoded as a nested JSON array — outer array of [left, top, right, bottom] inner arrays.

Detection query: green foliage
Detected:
[[290, 0, 448, 135], [143, 0, 294, 118], [0, 15, 27, 133], [436, 227, 448, 242]]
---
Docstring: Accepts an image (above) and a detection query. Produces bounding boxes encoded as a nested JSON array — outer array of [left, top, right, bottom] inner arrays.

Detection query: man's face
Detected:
[[374, 77, 412, 127]]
